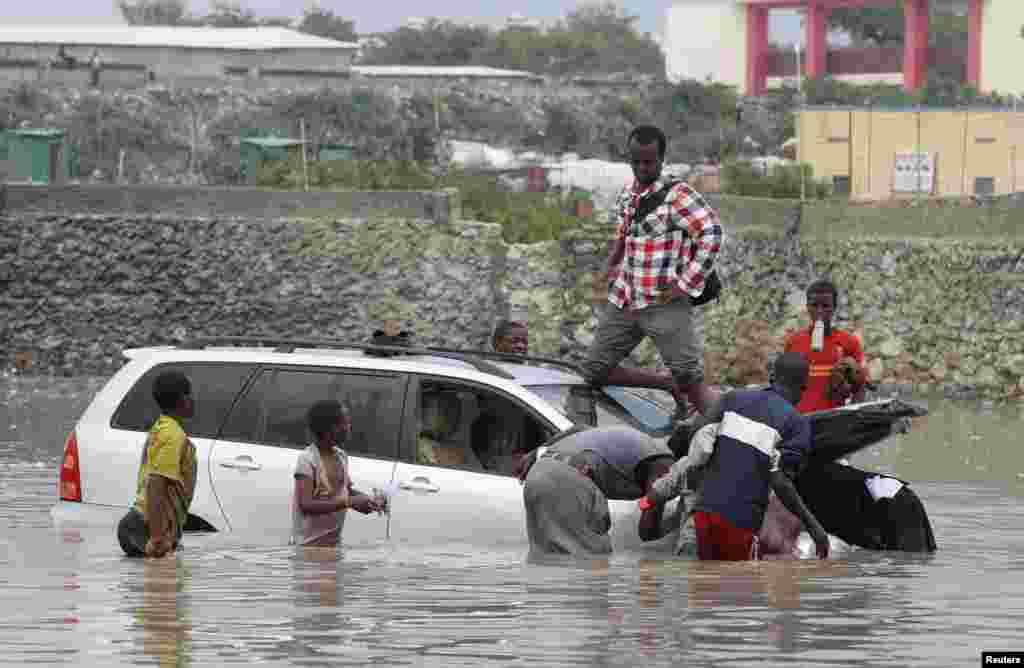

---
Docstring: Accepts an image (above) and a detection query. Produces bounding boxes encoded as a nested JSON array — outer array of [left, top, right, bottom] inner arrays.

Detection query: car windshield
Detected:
[[526, 384, 676, 438]]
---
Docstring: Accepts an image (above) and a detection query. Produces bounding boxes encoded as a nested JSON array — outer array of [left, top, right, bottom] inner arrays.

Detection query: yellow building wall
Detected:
[[917, 110, 967, 197], [980, 0, 1024, 96], [800, 109, 1024, 199], [964, 111, 1017, 195]]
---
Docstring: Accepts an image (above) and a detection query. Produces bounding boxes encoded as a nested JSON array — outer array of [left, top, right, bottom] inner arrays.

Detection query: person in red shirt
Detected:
[[784, 279, 866, 413]]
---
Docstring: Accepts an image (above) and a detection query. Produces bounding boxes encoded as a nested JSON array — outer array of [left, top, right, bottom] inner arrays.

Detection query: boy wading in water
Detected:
[[117, 370, 197, 558], [293, 400, 385, 547]]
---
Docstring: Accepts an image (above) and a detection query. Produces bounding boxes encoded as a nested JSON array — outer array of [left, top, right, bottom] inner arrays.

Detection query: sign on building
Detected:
[[893, 152, 935, 193]]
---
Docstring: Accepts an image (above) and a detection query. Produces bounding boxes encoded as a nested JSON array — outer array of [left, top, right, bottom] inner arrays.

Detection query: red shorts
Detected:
[[694, 511, 758, 561]]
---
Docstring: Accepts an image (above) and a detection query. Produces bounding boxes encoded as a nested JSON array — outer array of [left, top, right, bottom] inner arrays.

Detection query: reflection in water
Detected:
[[136, 558, 192, 668], [1, 377, 1023, 667]]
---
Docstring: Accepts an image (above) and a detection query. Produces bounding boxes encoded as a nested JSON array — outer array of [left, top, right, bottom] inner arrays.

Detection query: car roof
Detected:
[[121, 337, 587, 388]]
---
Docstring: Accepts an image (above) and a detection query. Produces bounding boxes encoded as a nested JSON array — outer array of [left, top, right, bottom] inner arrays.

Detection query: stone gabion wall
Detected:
[[3, 209, 1022, 400], [0, 213, 504, 375]]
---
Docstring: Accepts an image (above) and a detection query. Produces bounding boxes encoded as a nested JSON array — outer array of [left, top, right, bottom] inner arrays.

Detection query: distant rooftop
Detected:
[[352, 65, 542, 80], [0, 25, 359, 51]]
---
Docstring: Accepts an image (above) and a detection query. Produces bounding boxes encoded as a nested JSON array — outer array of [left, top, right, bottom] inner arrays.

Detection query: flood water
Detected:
[[1, 375, 1022, 667]]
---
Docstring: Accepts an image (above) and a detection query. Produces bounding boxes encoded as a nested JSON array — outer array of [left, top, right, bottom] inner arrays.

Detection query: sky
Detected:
[[3, 0, 804, 43]]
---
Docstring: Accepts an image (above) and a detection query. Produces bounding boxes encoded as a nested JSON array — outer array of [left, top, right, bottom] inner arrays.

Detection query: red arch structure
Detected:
[[744, 0, 983, 95]]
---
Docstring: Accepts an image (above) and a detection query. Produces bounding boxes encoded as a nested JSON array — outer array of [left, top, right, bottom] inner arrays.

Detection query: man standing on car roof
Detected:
[[520, 425, 675, 555], [581, 125, 723, 420]]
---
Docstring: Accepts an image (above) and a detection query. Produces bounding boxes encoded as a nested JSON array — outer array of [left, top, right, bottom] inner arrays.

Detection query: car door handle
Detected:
[[219, 456, 262, 471], [399, 476, 439, 493]]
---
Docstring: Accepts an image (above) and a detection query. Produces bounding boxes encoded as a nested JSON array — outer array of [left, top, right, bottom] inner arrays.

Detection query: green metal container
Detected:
[[239, 134, 304, 183], [318, 144, 355, 162], [3, 128, 68, 184]]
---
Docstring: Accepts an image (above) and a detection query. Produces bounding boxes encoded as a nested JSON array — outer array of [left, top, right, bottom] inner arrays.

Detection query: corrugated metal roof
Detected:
[[240, 136, 304, 147], [6, 128, 66, 138], [352, 65, 542, 80], [0, 25, 358, 51]]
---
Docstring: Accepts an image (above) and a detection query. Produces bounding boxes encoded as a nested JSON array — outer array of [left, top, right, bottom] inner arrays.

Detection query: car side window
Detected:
[[411, 378, 553, 477], [219, 367, 406, 459], [111, 363, 256, 438]]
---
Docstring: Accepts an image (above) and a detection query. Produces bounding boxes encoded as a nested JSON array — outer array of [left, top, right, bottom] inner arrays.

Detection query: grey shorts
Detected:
[[581, 298, 704, 386]]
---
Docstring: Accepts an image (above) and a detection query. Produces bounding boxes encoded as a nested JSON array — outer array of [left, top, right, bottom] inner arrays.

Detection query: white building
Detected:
[[0, 25, 359, 89], [663, 0, 750, 87]]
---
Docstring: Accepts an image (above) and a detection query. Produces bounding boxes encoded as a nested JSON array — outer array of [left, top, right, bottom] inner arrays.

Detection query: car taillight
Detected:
[[59, 431, 82, 502]]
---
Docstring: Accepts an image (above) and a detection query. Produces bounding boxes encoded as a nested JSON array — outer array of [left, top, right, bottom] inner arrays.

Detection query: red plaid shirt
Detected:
[[608, 178, 723, 310]]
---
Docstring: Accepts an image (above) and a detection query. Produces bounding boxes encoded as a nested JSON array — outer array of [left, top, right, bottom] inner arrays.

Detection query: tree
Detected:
[[203, 0, 258, 27], [830, 5, 968, 47], [561, 2, 664, 75], [829, 7, 905, 46], [118, 0, 190, 26], [296, 6, 358, 43], [361, 19, 491, 67]]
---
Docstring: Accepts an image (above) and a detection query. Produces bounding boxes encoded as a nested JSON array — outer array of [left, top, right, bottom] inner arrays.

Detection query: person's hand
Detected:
[[513, 450, 534, 483], [373, 492, 389, 516], [892, 417, 912, 435], [811, 529, 830, 560], [144, 535, 173, 558], [350, 495, 383, 515], [591, 271, 610, 304], [831, 380, 853, 402], [655, 284, 688, 305]]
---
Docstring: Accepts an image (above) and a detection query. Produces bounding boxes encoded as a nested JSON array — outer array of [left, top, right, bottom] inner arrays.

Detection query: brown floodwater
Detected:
[[1, 375, 1022, 667]]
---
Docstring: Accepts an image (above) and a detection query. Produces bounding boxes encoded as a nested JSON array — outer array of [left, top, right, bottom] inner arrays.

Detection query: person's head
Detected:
[[806, 279, 838, 332], [152, 370, 193, 419], [770, 352, 810, 405], [493, 320, 528, 355], [627, 125, 667, 186], [307, 399, 351, 446]]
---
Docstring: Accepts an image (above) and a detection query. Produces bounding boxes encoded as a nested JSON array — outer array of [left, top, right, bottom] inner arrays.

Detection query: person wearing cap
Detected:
[[520, 425, 676, 555], [292, 400, 385, 547]]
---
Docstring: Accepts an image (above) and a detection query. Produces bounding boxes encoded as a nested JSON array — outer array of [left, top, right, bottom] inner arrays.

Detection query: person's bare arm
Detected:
[[605, 237, 625, 276], [346, 478, 383, 515], [638, 459, 673, 541], [769, 470, 829, 559], [295, 476, 348, 515]]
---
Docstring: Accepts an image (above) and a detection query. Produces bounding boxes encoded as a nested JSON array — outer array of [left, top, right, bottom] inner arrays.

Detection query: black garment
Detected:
[[117, 508, 183, 557], [797, 461, 936, 552], [117, 508, 149, 557]]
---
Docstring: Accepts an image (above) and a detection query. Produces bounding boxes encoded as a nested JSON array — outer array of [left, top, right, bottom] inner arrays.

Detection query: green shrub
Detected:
[[722, 160, 829, 199], [261, 158, 585, 243]]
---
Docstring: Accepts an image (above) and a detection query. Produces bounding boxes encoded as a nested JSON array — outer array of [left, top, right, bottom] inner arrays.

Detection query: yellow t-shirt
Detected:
[[132, 415, 198, 538]]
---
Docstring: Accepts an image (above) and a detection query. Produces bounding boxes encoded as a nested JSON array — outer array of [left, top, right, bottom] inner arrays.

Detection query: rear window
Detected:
[[111, 362, 257, 438]]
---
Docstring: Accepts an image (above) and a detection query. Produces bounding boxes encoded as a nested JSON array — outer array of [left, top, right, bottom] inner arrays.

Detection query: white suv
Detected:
[[51, 337, 679, 549]]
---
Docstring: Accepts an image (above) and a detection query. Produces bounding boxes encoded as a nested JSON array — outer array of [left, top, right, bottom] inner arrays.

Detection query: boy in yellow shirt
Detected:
[[117, 370, 197, 558]]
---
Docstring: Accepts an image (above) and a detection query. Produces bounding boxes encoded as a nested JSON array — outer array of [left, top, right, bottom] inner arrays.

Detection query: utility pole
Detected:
[[795, 41, 806, 202], [299, 117, 310, 192]]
